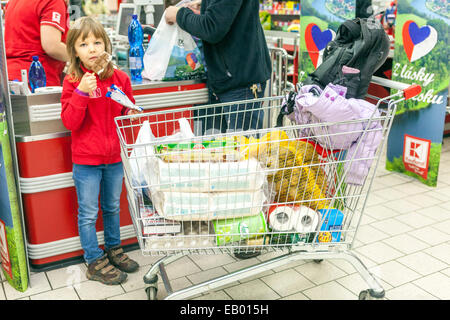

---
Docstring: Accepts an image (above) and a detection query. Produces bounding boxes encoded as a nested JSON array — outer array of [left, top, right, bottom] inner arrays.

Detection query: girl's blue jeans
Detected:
[[72, 162, 123, 264]]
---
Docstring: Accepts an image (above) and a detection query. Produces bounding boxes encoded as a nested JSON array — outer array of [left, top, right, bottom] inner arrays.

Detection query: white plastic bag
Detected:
[[142, 12, 205, 81]]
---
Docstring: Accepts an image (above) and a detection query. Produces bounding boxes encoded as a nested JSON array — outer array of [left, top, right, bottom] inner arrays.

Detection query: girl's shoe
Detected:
[[86, 254, 127, 285], [106, 246, 139, 273]]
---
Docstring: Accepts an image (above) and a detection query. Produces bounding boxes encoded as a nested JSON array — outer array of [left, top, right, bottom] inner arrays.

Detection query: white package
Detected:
[[152, 190, 267, 221]]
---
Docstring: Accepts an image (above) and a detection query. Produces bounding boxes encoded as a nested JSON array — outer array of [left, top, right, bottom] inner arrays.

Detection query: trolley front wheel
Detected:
[[145, 286, 158, 300], [358, 289, 385, 300]]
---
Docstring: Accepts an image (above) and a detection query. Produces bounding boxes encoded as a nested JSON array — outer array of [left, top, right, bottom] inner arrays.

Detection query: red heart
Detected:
[[305, 23, 320, 68], [402, 20, 414, 61]]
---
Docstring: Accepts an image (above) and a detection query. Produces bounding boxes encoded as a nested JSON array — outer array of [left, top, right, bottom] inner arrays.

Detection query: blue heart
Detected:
[[409, 22, 430, 45], [311, 25, 333, 51]]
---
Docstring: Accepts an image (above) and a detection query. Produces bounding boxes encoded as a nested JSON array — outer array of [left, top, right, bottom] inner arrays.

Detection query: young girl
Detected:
[[61, 16, 140, 285]]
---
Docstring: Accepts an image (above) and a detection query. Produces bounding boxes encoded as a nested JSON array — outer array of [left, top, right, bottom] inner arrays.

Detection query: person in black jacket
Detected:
[[165, 0, 272, 135]]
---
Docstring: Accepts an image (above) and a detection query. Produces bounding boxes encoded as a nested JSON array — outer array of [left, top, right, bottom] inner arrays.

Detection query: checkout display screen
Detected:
[[119, 8, 135, 38]]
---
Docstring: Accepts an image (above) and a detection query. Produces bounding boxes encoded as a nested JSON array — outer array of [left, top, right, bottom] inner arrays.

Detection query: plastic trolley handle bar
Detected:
[[371, 75, 422, 100]]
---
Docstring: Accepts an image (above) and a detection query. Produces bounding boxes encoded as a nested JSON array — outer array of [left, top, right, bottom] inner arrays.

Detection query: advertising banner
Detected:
[[299, 0, 355, 80], [386, 0, 449, 186], [0, 14, 29, 292]]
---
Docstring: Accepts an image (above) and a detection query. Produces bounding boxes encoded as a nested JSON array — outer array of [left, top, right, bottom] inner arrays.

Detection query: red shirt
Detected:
[[5, 0, 68, 86], [61, 67, 134, 165]]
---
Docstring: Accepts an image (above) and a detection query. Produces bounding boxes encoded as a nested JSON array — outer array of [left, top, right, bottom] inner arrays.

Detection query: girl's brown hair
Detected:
[[66, 17, 114, 82]]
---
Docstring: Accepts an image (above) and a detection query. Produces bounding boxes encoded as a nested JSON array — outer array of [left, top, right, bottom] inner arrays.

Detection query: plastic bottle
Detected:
[[128, 14, 144, 82], [28, 56, 46, 93]]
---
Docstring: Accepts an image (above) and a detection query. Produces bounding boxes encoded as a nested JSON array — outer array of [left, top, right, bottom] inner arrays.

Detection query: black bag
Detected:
[[304, 17, 390, 99]]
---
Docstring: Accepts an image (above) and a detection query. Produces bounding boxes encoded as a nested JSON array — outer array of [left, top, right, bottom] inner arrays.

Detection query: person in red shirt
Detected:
[[4, 0, 70, 86], [61, 16, 141, 285]]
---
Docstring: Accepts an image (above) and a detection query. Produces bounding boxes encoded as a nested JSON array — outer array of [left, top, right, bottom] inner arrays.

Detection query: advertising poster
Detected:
[[0, 14, 29, 291], [299, 0, 355, 80], [386, 0, 449, 186]]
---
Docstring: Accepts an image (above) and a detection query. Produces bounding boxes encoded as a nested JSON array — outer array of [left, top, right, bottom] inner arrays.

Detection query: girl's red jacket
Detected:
[[61, 67, 133, 165]]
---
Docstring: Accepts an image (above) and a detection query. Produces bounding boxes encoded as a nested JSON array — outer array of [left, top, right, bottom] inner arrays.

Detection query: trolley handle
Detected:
[[371, 75, 422, 100]]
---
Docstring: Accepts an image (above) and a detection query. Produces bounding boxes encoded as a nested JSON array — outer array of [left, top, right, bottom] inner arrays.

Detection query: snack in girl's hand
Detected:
[[92, 51, 112, 75], [106, 84, 143, 112]]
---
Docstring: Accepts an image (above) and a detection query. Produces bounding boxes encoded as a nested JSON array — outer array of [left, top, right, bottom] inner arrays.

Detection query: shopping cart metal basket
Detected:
[[114, 76, 421, 300]]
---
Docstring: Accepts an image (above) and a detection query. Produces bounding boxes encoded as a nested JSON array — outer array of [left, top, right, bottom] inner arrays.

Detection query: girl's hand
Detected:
[[77, 72, 97, 94], [127, 109, 142, 116]]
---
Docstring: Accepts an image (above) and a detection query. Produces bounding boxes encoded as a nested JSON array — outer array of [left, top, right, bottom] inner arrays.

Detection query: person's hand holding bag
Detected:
[[165, 6, 179, 25]]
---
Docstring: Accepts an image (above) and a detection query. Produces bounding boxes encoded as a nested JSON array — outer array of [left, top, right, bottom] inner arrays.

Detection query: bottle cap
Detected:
[[132, 14, 137, 19], [32, 56, 39, 61]]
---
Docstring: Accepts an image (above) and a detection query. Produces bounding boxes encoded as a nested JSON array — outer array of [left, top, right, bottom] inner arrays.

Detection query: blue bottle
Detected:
[[28, 56, 46, 93], [128, 14, 144, 82]]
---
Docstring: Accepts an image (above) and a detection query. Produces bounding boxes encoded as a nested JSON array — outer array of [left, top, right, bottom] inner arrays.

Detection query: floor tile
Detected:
[[107, 288, 147, 300], [193, 290, 232, 300], [3, 272, 51, 300], [413, 272, 450, 300], [190, 253, 236, 271], [406, 193, 444, 208], [383, 198, 422, 214], [424, 243, 450, 264], [364, 205, 401, 220], [45, 263, 88, 289], [416, 205, 450, 222], [294, 261, 347, 285], [372, 188, 407, 202], [261, 269, 315, 297], [29, 286, 79, 300], [75, 280, 125, 300], [386, 283, 438, 300], [152, 276, 194, 300], [394, 212, 436, 229], [368, 260, 421, 287], [224, 279, 280, 300], [279, 291, 309, 300], [370, 218, 413, 236], [410, 226, 450, 246], [187, 267, 229, 285], [120, 265, 155, 293], [336, 272, 391, 297], [354, 224, 390, 244], [397, 252, 447, 276], [302, 281, 357, 300], [354, 241, 404, 264], [382, 234, 430, 254], [433, 219, 450, 235], [165, 256, 202, 280]]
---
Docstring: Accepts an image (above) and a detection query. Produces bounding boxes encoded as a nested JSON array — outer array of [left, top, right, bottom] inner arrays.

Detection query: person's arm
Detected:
[[40, 25, 69, 62], [173, 0, 244, 44]]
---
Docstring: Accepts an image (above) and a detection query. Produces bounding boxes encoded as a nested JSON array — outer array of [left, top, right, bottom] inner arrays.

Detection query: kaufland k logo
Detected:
[[403, 134, 431, 180]]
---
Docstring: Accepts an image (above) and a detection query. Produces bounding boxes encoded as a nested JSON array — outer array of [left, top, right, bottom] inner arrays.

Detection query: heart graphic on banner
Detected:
[[402, 20, 437, 62], [305, 23, 335, 68]]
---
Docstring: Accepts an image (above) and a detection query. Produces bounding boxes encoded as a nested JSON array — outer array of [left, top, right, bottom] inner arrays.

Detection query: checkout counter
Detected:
[[11, 77, 208, 269]]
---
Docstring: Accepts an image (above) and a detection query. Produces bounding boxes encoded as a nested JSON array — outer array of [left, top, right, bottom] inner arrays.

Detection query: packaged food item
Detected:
[[317, 208, 344, 242], [213, 212, 268, 245], [156, 137, 241, 162]]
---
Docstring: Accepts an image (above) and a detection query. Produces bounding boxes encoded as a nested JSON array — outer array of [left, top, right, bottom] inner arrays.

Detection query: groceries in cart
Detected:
[[124, 117, 348, 250], [280, 83, 384, 186]]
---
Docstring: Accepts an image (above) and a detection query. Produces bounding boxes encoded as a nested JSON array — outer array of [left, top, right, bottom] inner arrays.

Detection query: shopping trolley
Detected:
[[114, 76, 421, 300]]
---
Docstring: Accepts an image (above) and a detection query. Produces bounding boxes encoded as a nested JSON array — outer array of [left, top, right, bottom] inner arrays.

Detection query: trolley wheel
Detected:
[[358, 289, 385, 300], [313, 259, 323, 264], [145, 286, 158, 300]]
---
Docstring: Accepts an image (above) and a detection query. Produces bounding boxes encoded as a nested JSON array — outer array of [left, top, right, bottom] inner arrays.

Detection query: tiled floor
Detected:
[[1, 136, 449, 300]]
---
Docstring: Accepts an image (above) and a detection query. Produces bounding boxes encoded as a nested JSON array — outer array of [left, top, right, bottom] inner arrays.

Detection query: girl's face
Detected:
[[74, 32, 106, 71]]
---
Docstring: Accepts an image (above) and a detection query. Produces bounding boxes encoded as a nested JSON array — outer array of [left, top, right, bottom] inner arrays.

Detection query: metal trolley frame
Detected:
[[115, 76, 421, 300]]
